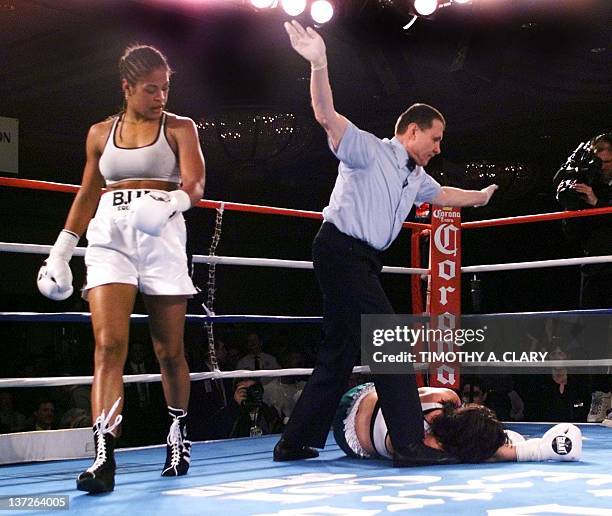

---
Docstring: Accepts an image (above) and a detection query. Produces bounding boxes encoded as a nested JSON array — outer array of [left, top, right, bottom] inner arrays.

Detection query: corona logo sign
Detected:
[[428, 207, 461, 388], [435, 364, 456, 386], [433, 223, 459, 256]]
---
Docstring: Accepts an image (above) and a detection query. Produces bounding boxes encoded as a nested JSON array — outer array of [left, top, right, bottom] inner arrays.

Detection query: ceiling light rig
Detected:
[[405, 0, 473, 29], [249, 0, 335, 24], [281, 0, 307, 16], [413, 0, 438, 17], [251, 0, 276, 7], [311, 0, 334, 24]]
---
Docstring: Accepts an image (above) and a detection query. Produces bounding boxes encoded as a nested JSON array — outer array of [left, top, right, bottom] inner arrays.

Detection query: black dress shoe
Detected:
[[273, 439, 320, 462], [393, 442, 459, 467]]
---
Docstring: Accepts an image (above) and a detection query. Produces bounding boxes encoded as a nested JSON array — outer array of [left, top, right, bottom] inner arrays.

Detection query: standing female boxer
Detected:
[[37, 45, 205, 493]]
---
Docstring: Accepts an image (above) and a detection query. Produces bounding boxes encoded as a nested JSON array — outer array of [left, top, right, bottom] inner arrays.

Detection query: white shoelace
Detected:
[[166, 417, 183, 467], [165, 409, 191, 470], [87, 398, 123, 474]]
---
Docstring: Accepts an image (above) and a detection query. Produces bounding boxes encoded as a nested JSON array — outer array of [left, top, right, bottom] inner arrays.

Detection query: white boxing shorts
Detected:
[[82, 189, 197, 300]]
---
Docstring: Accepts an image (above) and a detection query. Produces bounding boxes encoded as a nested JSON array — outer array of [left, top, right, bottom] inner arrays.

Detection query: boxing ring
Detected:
[[1, 177, 612, 515], [1, 426, 612, 515]]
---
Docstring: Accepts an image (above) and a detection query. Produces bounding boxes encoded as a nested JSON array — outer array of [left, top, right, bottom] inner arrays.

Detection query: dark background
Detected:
[[0, 0, 610, 325]]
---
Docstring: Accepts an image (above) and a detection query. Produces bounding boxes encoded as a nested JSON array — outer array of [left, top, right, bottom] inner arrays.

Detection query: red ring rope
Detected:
[[0, 177, 430, 230]]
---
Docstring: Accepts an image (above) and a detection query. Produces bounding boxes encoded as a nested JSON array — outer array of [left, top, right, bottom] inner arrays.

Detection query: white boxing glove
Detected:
[[128, 190, 191, 237], [504, 429, 526, 445], [515, 423, 582, 462], [37, 229, 78, 301]]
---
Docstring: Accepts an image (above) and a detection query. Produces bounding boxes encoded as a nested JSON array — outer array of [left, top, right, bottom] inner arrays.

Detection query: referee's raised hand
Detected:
[[284, 20, 327, 71]]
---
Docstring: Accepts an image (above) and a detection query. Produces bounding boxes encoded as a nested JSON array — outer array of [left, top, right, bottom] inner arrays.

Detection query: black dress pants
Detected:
[[282, 222, 424, 450]]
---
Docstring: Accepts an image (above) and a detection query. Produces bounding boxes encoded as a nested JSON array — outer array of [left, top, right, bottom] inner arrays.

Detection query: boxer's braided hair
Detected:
[[119, 44, 172, 86], [116, 45, 173, 136]]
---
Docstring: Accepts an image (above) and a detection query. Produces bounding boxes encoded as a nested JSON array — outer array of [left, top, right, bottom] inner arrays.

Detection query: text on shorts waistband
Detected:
[[99, 189, 166, 210]]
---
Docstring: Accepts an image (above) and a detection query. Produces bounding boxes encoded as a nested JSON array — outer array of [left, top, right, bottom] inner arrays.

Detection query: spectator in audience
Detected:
[[60, 407, 91, 429], [27, 399, 56, 431], [236, 332, 281, 384], [461, 378, 487, 405], [0, 391, 27, 433], [189, 338, 233, 441], [264, 351, 308, 424], [216, 379, 283, 438], [554, 132, 612, 422], [125, 339, 153, 410], [57, 380, 92, 429], [120, 338, 167, 446], [519, 349, 589, 422], [461, 377, 524, 421], [224, 343, 242, 372]]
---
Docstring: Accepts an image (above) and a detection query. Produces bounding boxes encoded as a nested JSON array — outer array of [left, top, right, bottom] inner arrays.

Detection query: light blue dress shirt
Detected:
[[322, 121, 442, 250]]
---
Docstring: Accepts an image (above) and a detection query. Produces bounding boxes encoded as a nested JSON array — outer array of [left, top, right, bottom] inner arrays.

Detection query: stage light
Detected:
[[281, 0, 306, 17], [413, 0, 437, 16], [311, 0, 333, 24], [251, 0, 276, 8]]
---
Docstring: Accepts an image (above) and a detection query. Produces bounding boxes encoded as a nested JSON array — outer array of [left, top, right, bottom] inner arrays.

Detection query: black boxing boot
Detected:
[[273, 438, 319, 462], [77, 400, 123, 493], [161, 407, 191, 477], [393, 442, 459, 467]]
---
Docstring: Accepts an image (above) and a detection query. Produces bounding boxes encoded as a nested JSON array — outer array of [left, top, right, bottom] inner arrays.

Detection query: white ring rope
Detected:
[[2, 241, 612, 274], [0, 312, 323, 323], [463, 255, 612, 273], [0, 242, 428, 275], [1, 243, 85, 256], [194, 256, 428, 275], [2, 237, 612, 390], [0, 366, 375, 388], [2, 359, 612, 388]]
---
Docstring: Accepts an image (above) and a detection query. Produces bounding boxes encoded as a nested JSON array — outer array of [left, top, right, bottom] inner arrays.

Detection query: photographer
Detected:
[[217, 379, 283, 439], [554, 132, 612, 422]]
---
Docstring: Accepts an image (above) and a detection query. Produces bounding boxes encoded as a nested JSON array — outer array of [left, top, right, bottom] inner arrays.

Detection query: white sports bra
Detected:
[[370, 401, 444, 459], [99, 113, 180, 185]]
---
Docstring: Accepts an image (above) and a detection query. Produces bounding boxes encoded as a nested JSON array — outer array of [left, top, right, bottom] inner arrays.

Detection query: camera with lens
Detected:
[[241, 381, 264, 410], [554, 140, 602, 210]]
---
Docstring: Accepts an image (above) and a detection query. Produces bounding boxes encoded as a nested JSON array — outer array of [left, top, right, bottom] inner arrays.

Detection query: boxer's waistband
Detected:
[[98, 189, 166, 211]]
